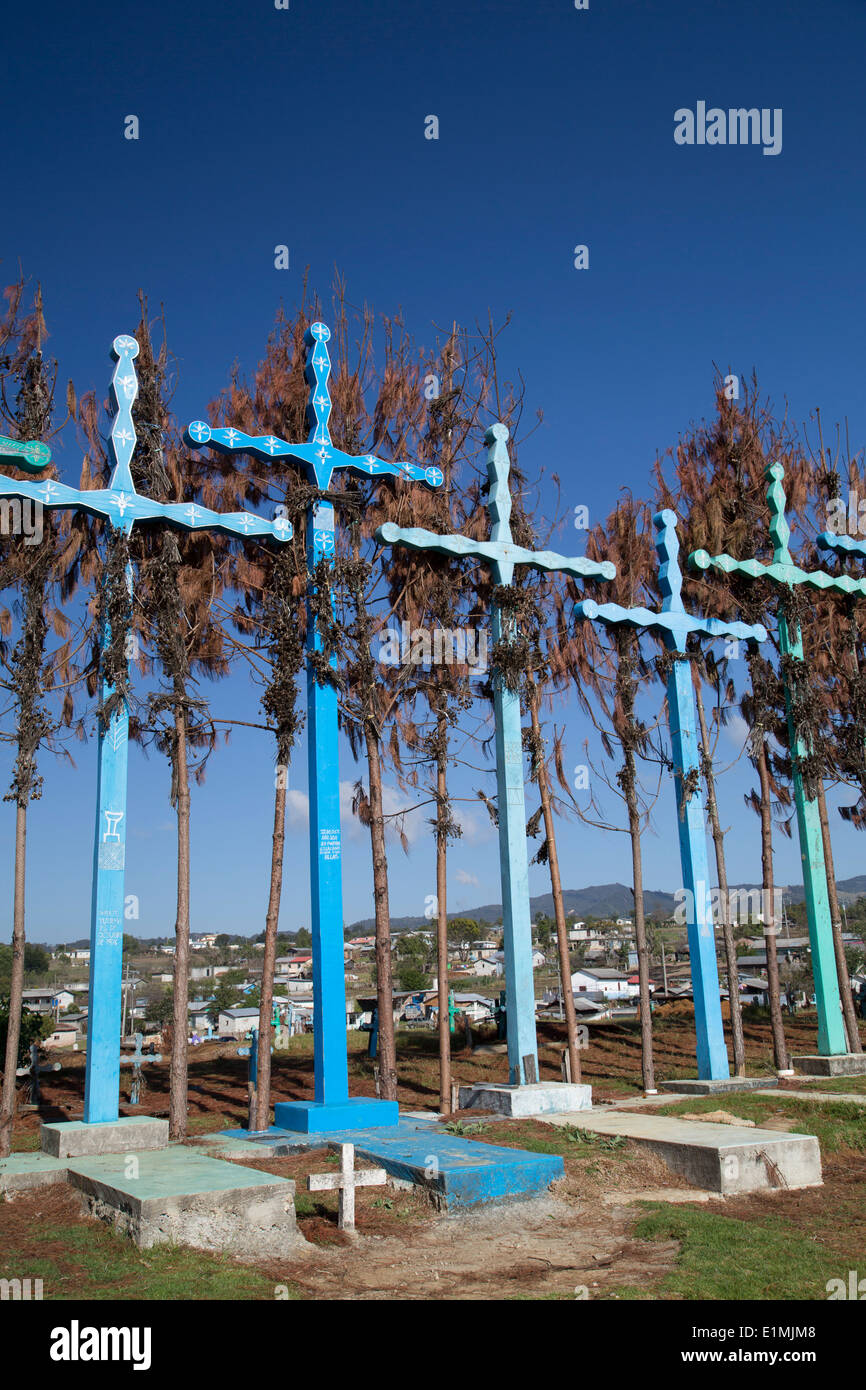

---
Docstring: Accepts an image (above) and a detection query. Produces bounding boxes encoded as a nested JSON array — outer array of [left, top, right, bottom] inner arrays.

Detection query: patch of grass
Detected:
[[787, 1075, 866, 1096], [607, 1202, 845, 1301], [652, 1092, 866, 1153], [11, 1131, 40, 1152], [3, 1220, 296, 1300]]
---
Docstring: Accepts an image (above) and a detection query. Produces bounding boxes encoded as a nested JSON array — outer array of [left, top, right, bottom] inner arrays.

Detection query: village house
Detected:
[[571, 966, 640, 1000]]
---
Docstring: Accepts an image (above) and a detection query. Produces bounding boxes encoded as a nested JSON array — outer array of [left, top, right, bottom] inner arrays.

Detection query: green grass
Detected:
[[1, 1220, 300, 1300], [651, 1092, 866, 1153], [786, 1074, 866, 1096], [606, 1202, 848, 1301]]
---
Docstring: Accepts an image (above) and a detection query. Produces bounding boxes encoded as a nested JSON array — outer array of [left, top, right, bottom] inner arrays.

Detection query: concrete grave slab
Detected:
[[0, 1151, 69, 1193], [793, 1054, 866, 1078], [64, 1146, 304, 1255], [541, 1109, 822, 1195], [660, 1077, 778, 1097], [41, 1115, 169, 1158], [458, 1081, 592, 1118], [215, 1116, 564, 1209]]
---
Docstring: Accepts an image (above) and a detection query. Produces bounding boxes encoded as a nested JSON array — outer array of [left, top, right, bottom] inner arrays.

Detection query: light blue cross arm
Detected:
[[690, 466, 866, 600], [686, 463, 850, 1060], [0, 336, 293, 545], [183, 322, 444, 495], [377, 425, 617, 586], [577, 510, 768, 650], [817, 530, 866, 561], [0, 434, 52, 472]]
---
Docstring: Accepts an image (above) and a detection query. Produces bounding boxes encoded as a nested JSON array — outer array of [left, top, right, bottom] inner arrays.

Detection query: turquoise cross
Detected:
[[377, 423, 616, 1087], [184, 322, 440, 1132], [576, 510, 767, 1080], [690, 463, 865, 1058], [0, 336, 292, 1127]]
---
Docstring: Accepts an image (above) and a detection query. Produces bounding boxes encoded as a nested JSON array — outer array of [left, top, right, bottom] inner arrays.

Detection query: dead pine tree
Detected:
[[0, 285, 78, 1156], [567, 497, 664, 1094]]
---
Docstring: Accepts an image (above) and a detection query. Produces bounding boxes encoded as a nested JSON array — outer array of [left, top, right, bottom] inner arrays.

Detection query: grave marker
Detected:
[[377, 423, 616, 1087], [306, 1141, 387, 1231], [691, 464, 866, 1057], [576, 509, 767, 1079], [0, 337, 292, 1128]]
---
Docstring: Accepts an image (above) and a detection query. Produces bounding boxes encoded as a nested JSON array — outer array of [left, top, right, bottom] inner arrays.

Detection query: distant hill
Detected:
[[347, 875, 866, 935]]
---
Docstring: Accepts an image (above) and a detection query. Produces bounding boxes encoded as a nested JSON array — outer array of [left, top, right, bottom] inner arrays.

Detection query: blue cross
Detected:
[[183, 322, 441, 1132], [576, 510, 768, 1080], [377, 423, 616, 1087], [0, 336, 292, 1127]]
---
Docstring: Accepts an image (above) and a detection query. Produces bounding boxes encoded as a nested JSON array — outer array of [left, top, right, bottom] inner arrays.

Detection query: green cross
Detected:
[[690, 463, 866, 1057]]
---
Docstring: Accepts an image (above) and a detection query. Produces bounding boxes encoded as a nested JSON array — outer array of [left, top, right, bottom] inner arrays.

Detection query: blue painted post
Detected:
[[576, 510, 768, 1079], [691, 464, 866, 1058], [184, 323, 442, 1132], [377, 424, 616, 1086], [0, 336, 292, 1127]]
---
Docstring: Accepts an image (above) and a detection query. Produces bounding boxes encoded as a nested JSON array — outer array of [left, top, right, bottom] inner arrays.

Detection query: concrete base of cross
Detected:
[[792, 1053, 866, 1078], [458, 1081, 592, 1118], [659, 1077, 778, 1097], [274, 1097, 399, 1133], [41, 1116, 169, 1159]]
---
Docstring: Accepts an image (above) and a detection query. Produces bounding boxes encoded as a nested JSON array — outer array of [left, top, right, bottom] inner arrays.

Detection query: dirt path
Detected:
[[260, 1193, 681, 1300]]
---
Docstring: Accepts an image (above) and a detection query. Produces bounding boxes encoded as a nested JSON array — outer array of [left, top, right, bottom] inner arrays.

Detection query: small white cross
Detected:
[[313, 353, 328, 373], [265, 436, 281, 453], [185, 504, 200, 523], [225, 428, 240, 445], [306, 1142, 388, 1231], [114, 493, 133, 516], [190, 421, 209, 441]]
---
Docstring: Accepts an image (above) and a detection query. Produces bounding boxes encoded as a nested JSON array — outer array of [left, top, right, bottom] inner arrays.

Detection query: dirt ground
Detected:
[[11, 1005, 851, 1150]]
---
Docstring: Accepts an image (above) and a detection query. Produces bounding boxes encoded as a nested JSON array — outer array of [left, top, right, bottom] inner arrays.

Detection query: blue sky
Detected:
[[2, 0, 866, 942]]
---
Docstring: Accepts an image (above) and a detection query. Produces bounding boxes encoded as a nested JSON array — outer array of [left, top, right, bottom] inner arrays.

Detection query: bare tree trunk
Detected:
[[757, 739, 789, 1071], [625, 750, 655, 1092], [528, 682, 580, 1083], [169, 710, 191, 1139], [364, 725, 397, 1102], [0, 803, 28, 1156], [435, 713, 452, 1113], [254, 775, 287, 1129], [817, 781, 861, 1053], [694, 676, 746, 1076]]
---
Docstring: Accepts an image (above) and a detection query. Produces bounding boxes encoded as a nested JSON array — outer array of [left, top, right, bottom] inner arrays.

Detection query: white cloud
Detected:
[[455, 868, 479, 887]]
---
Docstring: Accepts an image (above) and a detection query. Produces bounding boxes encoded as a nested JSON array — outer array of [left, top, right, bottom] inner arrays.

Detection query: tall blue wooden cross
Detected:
[[184, 322, 443, 1132], [692, 464, 866, 1058], [0, 335, 292, 1126], [377, 423, 616, 1086], [576, 509, 768, 1079]]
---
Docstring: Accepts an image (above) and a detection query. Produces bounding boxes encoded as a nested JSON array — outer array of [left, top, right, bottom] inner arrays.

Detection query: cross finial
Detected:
[[108, 333, 140, 493], [305, 321, 332, 451], [766, 462, 792, 566], [0, 434, 52, 473], [655, 508, 684, 614], [485, 423, 512, 547]]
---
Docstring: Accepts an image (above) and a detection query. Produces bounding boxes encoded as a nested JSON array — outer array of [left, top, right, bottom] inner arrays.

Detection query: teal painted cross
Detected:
[[0, 336, 292, 1125], [576, 509, 767, 1079], [184, 323, 441, 1133], [377, 423, 616, 1086], [691, 463, 866, 1057]]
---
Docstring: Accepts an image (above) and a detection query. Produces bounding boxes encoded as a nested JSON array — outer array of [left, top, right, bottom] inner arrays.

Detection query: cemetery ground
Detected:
[[2, 1006, 865, 1300]]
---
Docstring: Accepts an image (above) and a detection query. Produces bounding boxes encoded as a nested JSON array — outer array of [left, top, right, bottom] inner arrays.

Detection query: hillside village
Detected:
[[9, 883, 866, 1057]]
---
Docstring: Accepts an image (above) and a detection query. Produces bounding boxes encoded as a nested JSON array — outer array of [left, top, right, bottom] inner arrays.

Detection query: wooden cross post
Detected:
[[306, 1141, 387, 1231], [118, 1032, 162, 1106], [0, 337, 292, 1125], [16, 1044, 61, 1105], [576, 509, 768, 1079], [690, 464, 866, 1057], [377, 424, 616, 1087], [184, 323, 442, 1132]]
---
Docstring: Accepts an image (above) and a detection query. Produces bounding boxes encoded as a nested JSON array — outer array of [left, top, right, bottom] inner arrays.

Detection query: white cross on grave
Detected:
[[306, 1142, 388, 1232]]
